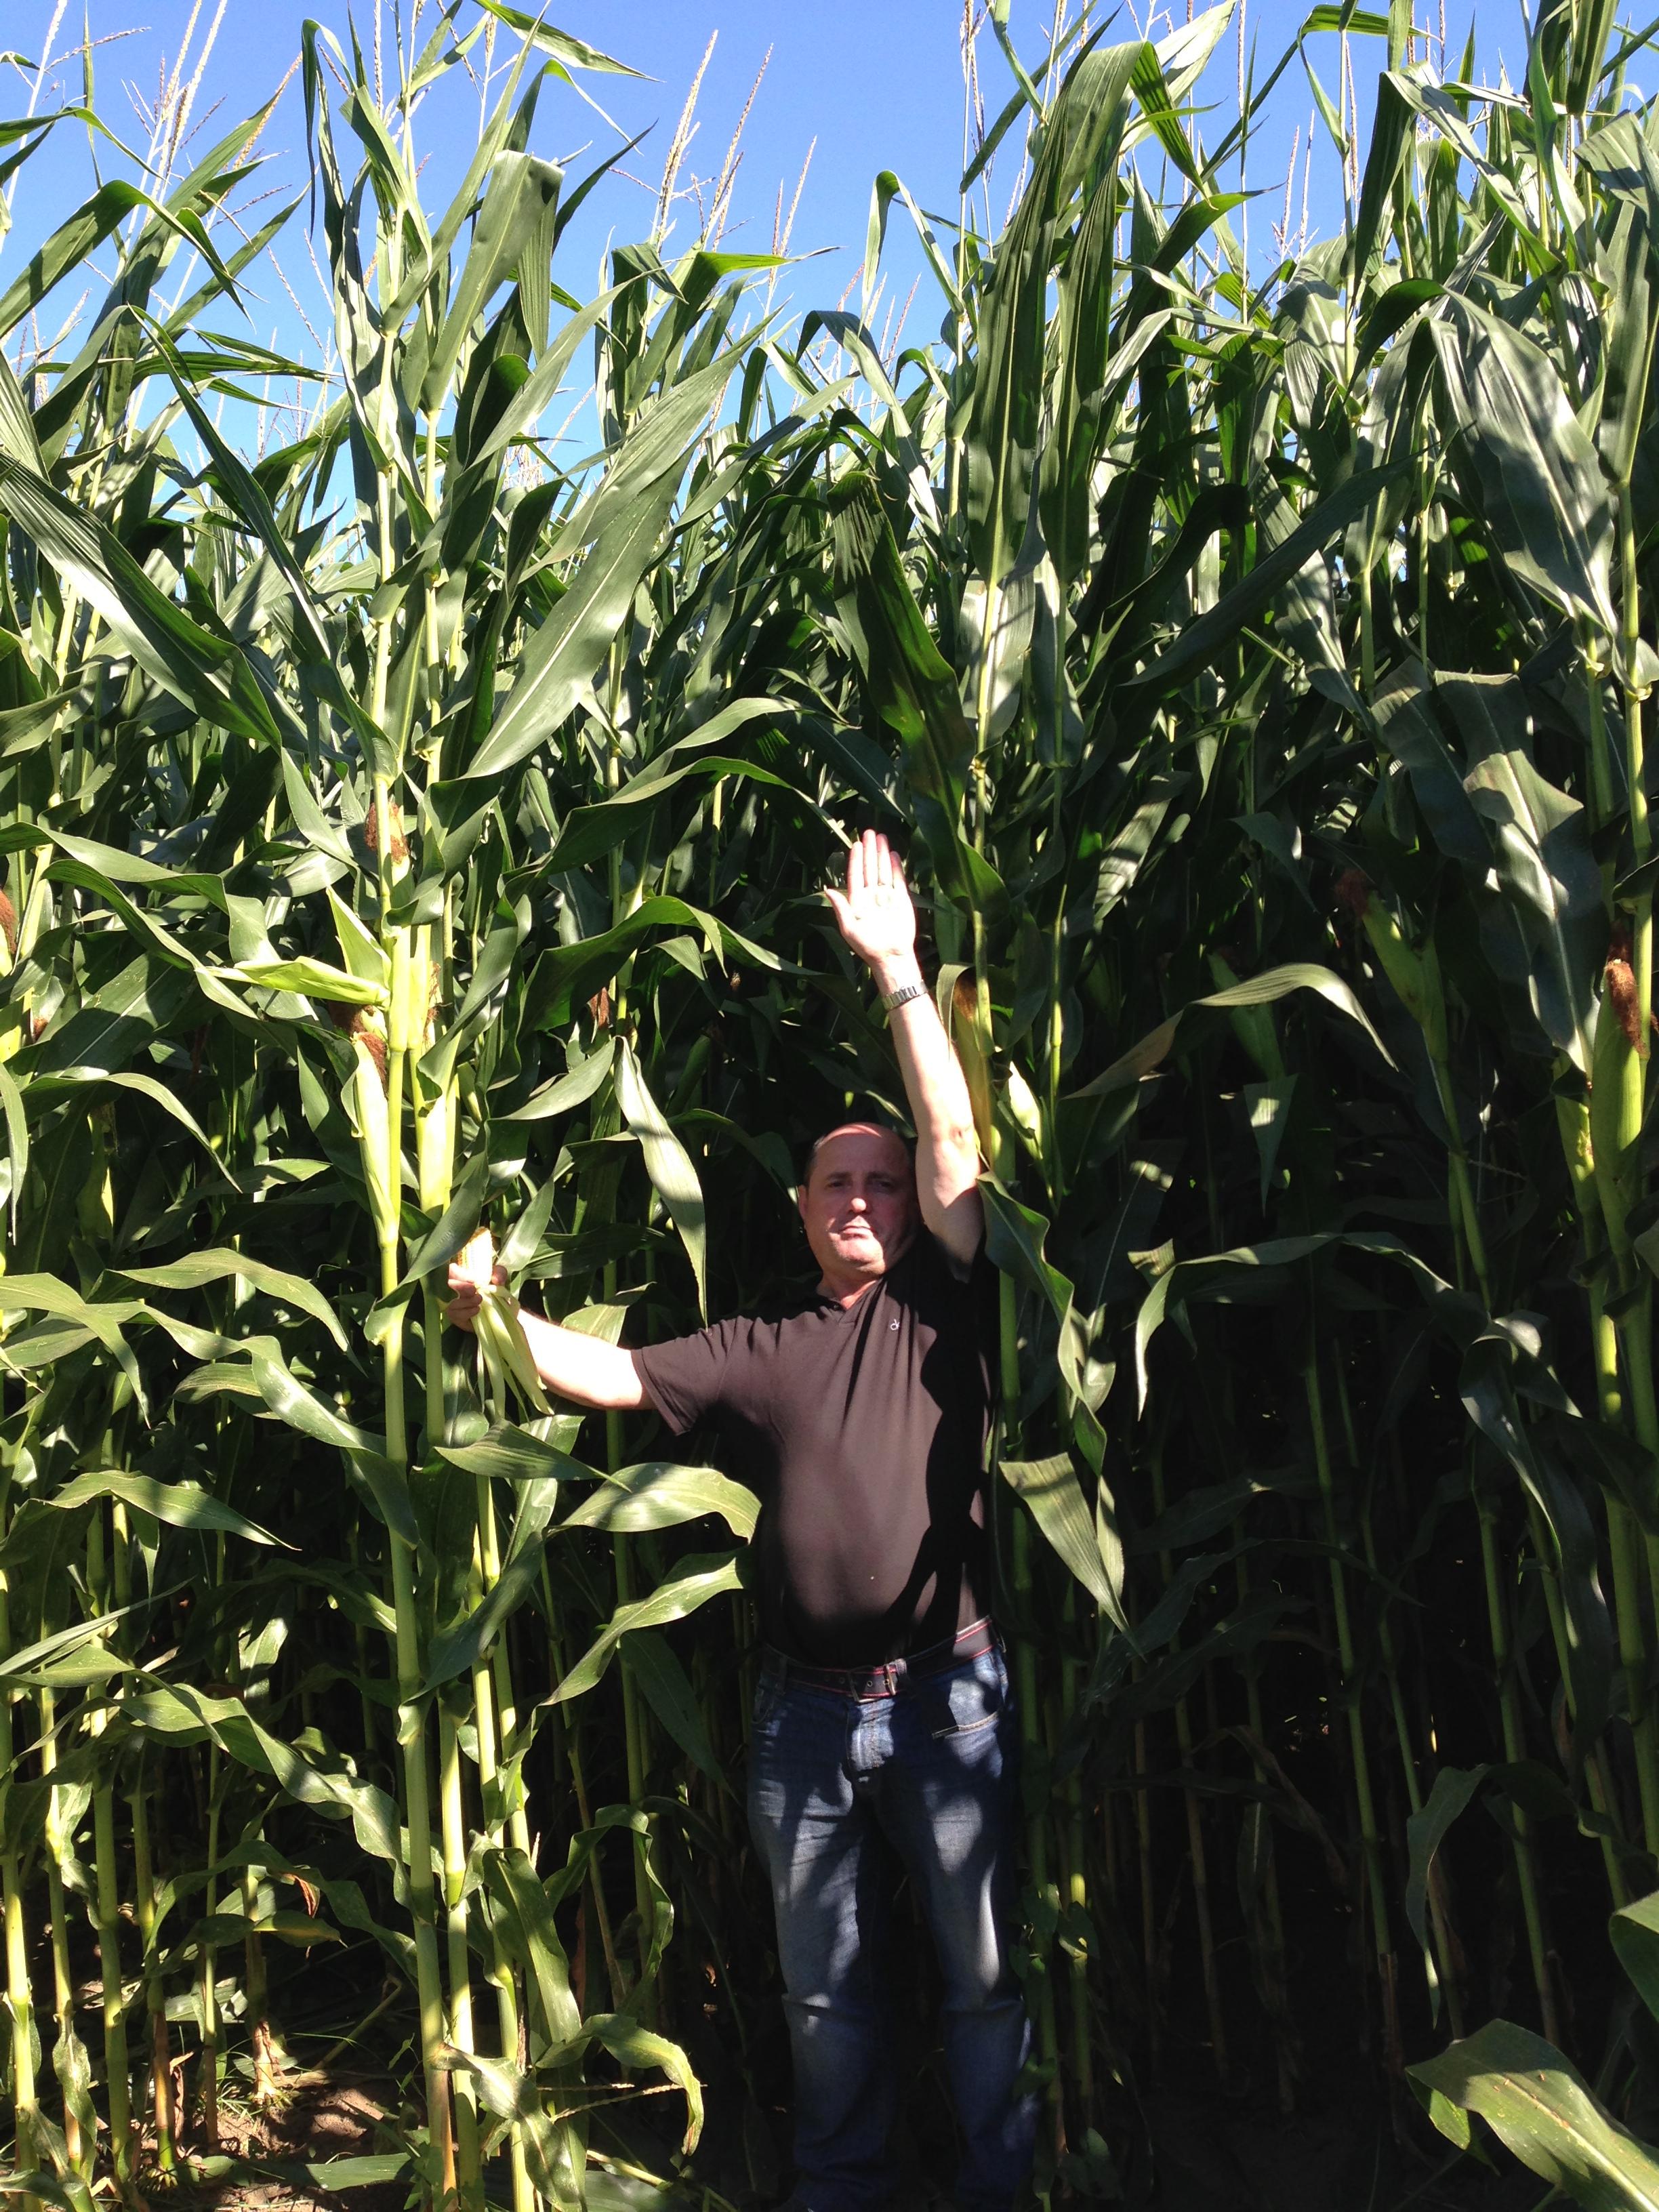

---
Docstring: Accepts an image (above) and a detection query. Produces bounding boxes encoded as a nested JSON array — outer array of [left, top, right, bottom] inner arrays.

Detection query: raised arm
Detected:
[[827, 830, 984, 1266], [445, 1264, 645, 1410]]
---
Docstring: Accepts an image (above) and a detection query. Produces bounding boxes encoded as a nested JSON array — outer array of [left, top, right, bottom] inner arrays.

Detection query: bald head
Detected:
[[803, 1120, 912, 1191]]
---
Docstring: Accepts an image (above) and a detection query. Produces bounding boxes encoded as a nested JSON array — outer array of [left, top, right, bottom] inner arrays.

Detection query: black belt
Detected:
[[761, 1617, 1001, 1700]]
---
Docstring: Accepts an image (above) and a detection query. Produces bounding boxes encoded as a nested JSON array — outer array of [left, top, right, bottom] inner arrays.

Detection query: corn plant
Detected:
[[12, 1, 1659, 2209]]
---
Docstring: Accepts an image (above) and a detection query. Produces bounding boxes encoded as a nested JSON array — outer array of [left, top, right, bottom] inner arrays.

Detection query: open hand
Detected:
[[826, 831, 916, 976]]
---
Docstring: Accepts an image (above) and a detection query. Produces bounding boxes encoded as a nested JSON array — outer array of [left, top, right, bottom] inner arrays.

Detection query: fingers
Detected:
[[443, 1259, 509, 1337], [826, 886, 853, 934], [844, 829, 906, 906], [445, 1261, 506, 1293]]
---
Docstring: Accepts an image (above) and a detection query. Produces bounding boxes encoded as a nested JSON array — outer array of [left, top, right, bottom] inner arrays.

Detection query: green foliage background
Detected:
[[9, 0, 1659, 2205]]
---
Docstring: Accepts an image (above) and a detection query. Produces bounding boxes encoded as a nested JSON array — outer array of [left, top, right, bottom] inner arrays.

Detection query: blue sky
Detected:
[[3, 0, 1498, 447]]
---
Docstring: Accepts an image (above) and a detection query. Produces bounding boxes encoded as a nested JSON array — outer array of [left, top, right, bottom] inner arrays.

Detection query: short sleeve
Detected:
[[909, 1231, 1000, 1374], [632, 1323, 735, 1437], [915, 1225, 990, 1291]]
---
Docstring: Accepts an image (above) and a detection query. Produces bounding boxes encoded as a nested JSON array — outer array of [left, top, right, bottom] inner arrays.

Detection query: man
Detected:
[[447, 831, 1035, 2212]]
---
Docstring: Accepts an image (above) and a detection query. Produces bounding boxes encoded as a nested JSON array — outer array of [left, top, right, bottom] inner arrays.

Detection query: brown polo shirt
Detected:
[[632, 1232, 997, 1666]]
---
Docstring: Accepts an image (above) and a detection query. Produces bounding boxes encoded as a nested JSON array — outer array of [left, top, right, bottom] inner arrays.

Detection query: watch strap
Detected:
[[881, 979, 928, 1014]]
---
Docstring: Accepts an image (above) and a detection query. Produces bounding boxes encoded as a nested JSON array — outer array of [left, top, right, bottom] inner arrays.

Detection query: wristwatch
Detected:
[[881, 980, 928, 1014]]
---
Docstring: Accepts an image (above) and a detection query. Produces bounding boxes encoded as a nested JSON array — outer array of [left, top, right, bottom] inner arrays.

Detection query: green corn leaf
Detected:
[[1612, 1893, 1659, 2030], [497, 1169, 563, 1279], [524, 893, 782, 1031], [0, 1275, 145, 1408], [980, 1176, 1115, 1506], [0, 455, 281, 746], [113, 1249, 348, 1350], [438, 1424, 589, 1485], [0, 2172, 99, 2212], [615, 1038, 708, 1319], [1000, 1453, 1120, 1618], [233, 2158, 413, 2194], [1404, 1765, 1490, 1953], [421, 152, 560, 413], [426, 1484, 562, 1692], [562, 1460, 758, 1540], [0, 178, 184, 339], [281, 752, 357, 868], [1447, 672, 1603, 1073], [0, 1060, 25, 1228], [1128, 39, 1204, 182], [546, 1553, 744, 1704], [482, 1846, 583, 2049], [1409, 2020, 1659, 2207], [830, 473, 1004, 921], [133, 315, 352, 697], [962, 86, 1031, 196], [501, 1039, 615, 1125], [0, 352, 44, 476], [1370, 663, 1492, 872], [1242, 1077, 1298, 1207], [1300, 5, 1391, 29], [1353, 71, 1416, 281], [470, 342, 756, 775], [470, 3, 642, 75], [1597, 199, 1659, 492], [241, 1347, 387, 1454], [465, 483, 680, 779], [438, 2049, 583, 2206], [541, 692, 804, 864], [1127, 462, 1408, 694], [623, 1629, 729, 1787], [1429, 295, 1616, 632], [0, 1607, 142, 1689], [1459, 1343, 1616, 1760], [124, 1681, 407, 1877], [1133, 1231, 1455, 1412], [47, 1471, 287, 1548], [1073, 962, 1395, 1099], [24, 1070, 227, 1180], [43, 827, 230, 911], [581, 2013, 705, 2154], [544, 750, 804, 871]]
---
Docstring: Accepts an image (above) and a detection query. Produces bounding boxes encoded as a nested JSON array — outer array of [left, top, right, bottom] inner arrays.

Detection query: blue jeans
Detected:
[[747, 1637, 1036, 2212]]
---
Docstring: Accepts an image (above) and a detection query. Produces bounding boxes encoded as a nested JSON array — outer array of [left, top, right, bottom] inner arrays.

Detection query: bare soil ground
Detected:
[[144, 2078, 409, 2212]]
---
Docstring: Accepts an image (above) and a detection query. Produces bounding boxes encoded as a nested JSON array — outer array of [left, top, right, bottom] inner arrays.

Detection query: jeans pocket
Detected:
[[929, 1650, 1007, 1740]]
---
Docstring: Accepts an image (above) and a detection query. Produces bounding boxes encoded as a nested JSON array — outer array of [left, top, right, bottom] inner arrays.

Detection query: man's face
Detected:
[[798, 1125, 918, 1293]]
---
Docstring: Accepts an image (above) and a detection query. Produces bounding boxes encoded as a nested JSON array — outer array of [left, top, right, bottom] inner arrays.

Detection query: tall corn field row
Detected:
[[1, 0, 1658, 2205]]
